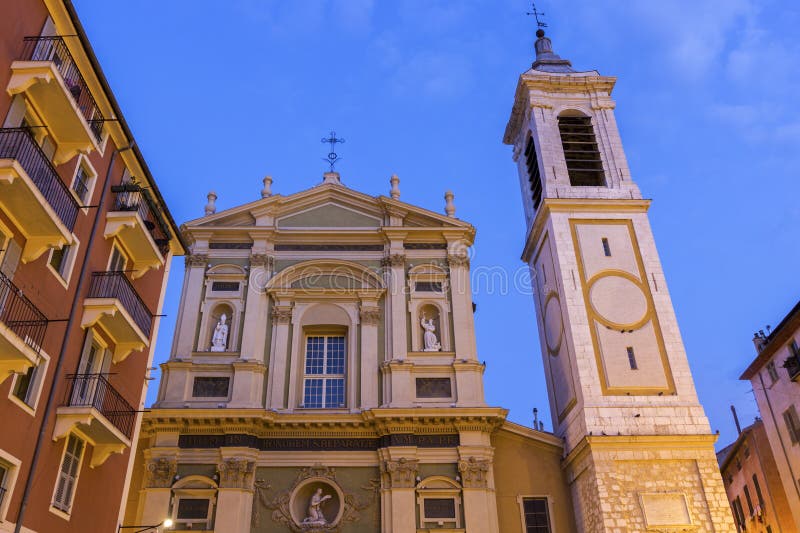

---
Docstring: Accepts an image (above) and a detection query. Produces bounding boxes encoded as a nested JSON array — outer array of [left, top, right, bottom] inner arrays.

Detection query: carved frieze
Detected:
[[359, 308, 381, 326], [217, 458, 255, 489], [458, 456, 490, 488], [145, 457, 177, 488], [380, 254, 405, 268], [381, 457, 419, 489], [271, 306, 293, 324]]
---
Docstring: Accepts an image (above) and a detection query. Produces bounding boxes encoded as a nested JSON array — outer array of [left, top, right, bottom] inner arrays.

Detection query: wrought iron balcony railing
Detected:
[[87, 272, 152, 338], [0, 128, 79, 231], [19, 36, 104, 141], [111, 185, 171, 256], [0, 270, 47, 353], [63, 373, 135, 439]]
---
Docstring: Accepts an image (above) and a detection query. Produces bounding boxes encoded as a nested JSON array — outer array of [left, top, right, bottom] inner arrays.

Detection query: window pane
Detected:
[[304, 378, 323, 408], [305, 337, 325, 375], [325, 378, 345, 408], [424, 498, 456, 519], [326, 336, 345, 375], [177, 498, 209, 519], [13, 365, 36, 403], [523, 498, 551, 532]]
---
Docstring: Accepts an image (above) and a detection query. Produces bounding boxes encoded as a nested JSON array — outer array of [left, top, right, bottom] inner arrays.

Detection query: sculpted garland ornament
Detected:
[[253, 464, 376, 532]]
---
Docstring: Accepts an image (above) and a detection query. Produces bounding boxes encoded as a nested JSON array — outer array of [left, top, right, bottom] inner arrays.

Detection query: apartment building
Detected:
[[0, 1, 183, 531]]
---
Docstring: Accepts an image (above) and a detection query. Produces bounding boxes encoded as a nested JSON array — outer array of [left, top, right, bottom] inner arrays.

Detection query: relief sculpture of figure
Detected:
[[210, 313, 228, 352], [421, 314, 441, 351], [303, 488, 332, 525]]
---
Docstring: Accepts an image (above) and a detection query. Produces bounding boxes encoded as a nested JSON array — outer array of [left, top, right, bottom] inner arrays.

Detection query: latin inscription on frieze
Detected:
[[178, 433, 460, 450]]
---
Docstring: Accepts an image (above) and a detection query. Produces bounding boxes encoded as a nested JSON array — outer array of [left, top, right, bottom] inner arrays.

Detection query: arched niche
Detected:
[[204, 302, 233, 351], [408, 263, 451, 353], [196, 263, 246, 353]]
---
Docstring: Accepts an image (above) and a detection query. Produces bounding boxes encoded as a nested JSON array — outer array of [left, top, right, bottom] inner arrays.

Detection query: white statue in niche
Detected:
[[421, 314, 442, 352], [210, 313, 229, 352], [303, 488, 332, 525]]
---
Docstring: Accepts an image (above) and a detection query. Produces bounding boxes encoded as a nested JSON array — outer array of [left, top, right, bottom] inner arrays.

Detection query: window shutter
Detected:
[[0, 239, 22, 279], [558, 115, 606, 187], [53, 435, 83, 511], [784, 409, 799, 443]]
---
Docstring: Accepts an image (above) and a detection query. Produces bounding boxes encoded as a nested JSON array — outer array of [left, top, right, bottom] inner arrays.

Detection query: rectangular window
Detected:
[[211, 281, 240, 292], [626, 347, 638, 370], [0, 464, 7, 510], [12, 365, 37, 405], [522, 497, 552, 533], [424, 498, 456, 519], [415, 281, 442, 293], [177, 498, 211, 520], [601, 237, 611, 256], [108, 245, 127, 272], [753, 474, 764, 506], [743, 485, 754, 515], [71, 164, 90, 203], [52, 434, 84, 513], [792, 340, 800, 357], [49, 245, 71, 277], [766, 360, 780, 384], [783, 405, 800, 444], [302, 335, 346, 408]]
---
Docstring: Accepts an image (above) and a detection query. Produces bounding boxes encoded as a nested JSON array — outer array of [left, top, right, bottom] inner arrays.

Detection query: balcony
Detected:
[[0, 128, 78, 262], [104, 185, 171, 277], [7, 37, 105, 163], [81, 272, 152, 362], [54, 374, 135, 467], [784, 353, 800, 382], [0, 270, 47, 376]]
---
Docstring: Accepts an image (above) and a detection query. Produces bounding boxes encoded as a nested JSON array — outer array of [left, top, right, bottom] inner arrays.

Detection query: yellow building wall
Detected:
[[492, 424, 577, 533]]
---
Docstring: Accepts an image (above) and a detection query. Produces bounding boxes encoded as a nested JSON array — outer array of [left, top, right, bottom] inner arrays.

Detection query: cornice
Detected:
[[563, 433, 720, 468]]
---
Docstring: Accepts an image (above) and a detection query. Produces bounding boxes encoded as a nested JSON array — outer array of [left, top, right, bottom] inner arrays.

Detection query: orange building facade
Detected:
[[0, 1, 183, 532]]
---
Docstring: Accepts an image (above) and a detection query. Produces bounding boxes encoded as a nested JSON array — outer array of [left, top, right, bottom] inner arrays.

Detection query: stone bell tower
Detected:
[[504, 29, 735, 531]]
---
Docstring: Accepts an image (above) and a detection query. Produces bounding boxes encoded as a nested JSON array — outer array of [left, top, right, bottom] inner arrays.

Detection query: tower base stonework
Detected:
[[565, 436, 735, 532]]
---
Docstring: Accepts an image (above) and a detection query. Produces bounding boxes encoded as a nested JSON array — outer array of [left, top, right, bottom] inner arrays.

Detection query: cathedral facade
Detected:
[[123, 31, 735, 532]]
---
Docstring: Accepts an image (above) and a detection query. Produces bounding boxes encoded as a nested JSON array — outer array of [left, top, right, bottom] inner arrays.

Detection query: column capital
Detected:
[[381, 253, 406, 268], [249, 253, 274, 269], [217, 458, 256, 490], [458, 456, 491, 488], [271, 305, 293, 324], [447, 254, 470, 268], [185, 253, 209, 267], [145, 456, 177, 488], [381, 458, 419, 489], [360, 307, 381, 326]]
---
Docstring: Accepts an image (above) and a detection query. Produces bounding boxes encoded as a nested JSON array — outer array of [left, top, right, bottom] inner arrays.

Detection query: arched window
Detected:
[[558, 113, 606, 186]]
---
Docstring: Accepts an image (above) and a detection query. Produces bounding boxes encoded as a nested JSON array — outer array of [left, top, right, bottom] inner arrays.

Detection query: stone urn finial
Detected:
[[205, 191, 217, 216], [262, 175, 273, 198], [444, 190, 455, 217], [390, 174, 400, 200]]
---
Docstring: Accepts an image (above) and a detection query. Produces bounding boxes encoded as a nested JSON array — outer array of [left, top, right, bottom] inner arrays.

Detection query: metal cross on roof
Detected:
[[526, 1, 548, 28], [321, 131, 345, 171]]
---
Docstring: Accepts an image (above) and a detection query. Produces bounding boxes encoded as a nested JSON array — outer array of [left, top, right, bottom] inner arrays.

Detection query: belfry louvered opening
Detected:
[[525, 133, 543, 209], [558, 115, 606, 186]]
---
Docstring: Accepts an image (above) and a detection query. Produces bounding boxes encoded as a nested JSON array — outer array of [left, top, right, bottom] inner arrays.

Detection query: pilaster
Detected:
[[215, 453, 257, 533], [446, 250, 477, 360], [380, 454, 419, 533], [174, 254, 208, 356], [360, 302, 381, 409], [266, 303, 292, 410]]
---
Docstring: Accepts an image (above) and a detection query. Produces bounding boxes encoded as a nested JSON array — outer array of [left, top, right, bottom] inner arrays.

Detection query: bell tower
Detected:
[[504, 29, 735, 530]]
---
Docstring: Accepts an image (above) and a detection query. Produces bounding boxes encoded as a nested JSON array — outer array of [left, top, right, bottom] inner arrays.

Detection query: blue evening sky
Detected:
[[73, 0, 800, 449]]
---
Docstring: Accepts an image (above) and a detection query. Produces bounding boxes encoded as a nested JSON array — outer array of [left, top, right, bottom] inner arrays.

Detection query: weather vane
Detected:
[[321, 131, 345, 171], [526, 1, 547, 28]]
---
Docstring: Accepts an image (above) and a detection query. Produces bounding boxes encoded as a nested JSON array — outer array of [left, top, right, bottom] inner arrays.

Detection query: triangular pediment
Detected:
[[277, 202, 381, 228]]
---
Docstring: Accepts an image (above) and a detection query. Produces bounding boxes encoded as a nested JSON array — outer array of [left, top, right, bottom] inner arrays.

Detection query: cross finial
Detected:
[[526, 1, 548, 29], [321, 131, 345, 172]]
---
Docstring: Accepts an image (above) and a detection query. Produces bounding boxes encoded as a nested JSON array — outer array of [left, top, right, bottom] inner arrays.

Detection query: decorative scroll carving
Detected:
[[381, 458, 419, 489], [380, 254, 405, 268], [217, 458, 255, 489], [185, 254, 209, 267], [447, 254, 470, 268], [145, 457, 177, 488], [272, 306, 293, 324], [458, 456, 490, 488], [250, 253, 274, 268], [359, 308, 381, 326]]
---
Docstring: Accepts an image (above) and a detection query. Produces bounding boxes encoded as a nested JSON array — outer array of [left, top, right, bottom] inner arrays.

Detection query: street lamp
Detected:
[[117, 518, 174, 533]]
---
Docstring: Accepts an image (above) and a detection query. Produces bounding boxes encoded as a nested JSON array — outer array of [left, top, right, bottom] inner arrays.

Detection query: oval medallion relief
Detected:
[[543, 293, 563, 354], [588, 274, 649, 328]]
